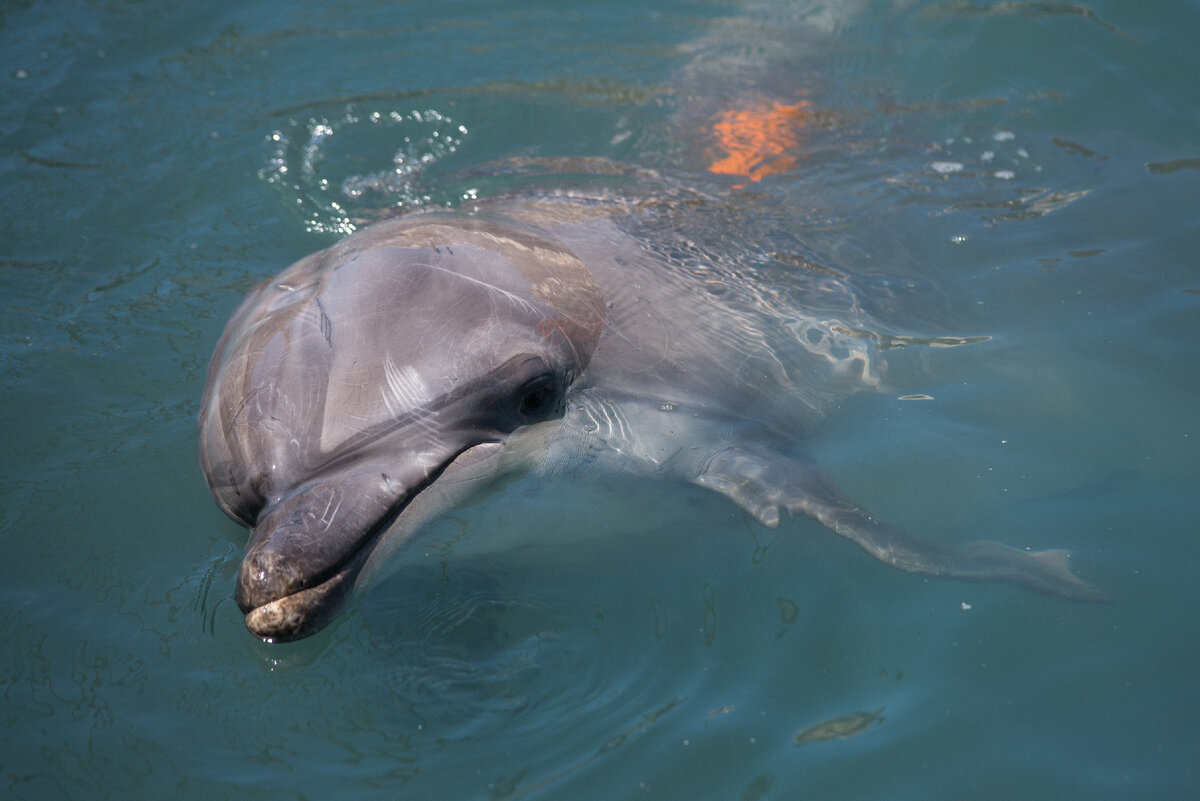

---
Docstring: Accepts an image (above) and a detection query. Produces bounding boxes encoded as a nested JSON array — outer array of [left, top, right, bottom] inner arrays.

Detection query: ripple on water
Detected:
[[259, 106, 470, 234]]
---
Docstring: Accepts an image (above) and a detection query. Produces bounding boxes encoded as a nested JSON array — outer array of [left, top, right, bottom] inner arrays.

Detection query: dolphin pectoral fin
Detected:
[[692, 450, 787, 528], [694, 447, 1106, 602]]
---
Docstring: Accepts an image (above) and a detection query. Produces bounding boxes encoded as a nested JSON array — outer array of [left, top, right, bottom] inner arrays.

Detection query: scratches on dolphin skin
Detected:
[[398, 222, 606, 360], [417, 256, 547, 318], [379, 472, 401, 495], [382, 354, 435, 423], [318, 492, 342, 532], [315, 297, 334, 347]]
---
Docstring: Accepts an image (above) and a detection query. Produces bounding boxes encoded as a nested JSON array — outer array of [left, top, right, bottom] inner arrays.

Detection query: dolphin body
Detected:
[[199, 193, 1104, 641]]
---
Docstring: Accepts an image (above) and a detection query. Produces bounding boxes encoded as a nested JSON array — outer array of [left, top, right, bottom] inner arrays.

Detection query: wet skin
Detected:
[[199, 197, 1105, 641]]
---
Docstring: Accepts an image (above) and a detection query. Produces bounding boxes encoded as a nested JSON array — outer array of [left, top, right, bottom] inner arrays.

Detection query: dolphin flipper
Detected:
[[694, 445, 1107, 601]]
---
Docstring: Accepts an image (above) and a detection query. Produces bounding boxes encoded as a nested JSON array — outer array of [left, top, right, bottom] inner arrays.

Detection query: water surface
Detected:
[[2, 1, 1198, 798]]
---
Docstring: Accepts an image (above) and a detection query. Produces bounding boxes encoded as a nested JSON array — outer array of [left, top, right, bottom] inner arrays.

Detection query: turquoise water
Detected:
[[3, 0, 1198, 798]]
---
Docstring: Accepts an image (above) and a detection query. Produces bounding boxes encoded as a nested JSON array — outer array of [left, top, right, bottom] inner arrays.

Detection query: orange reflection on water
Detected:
[[706, 98, 812, 187]]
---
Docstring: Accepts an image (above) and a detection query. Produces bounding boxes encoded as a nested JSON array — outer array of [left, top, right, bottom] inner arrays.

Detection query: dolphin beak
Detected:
[[238, 546, 369, 642], [232, 438, 514, 642], [233, 459, 435, 642], [235, 504, 382, 642]]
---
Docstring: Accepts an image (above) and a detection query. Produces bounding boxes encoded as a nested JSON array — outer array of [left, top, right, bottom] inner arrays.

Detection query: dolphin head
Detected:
[[199, 214, 605, 641]]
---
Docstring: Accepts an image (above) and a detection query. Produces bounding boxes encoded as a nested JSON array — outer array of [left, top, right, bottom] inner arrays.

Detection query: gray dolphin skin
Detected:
[[199, 195, 1105, 642]]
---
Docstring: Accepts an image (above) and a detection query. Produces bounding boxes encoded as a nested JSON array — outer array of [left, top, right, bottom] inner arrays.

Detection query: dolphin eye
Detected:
[[518, 375, 557, 417]]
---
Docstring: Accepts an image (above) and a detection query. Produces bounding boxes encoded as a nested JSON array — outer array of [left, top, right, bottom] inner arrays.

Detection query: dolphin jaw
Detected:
[[233, 473, 423, 640], [233, 440, 502, 641], [241, 547, 370, 642]]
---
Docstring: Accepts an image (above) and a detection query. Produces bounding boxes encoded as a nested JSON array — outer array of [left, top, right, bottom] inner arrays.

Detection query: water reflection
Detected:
[[260, 107, 469, 233]]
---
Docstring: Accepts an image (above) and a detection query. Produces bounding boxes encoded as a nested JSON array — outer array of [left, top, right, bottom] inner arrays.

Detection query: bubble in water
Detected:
[[929, 161, 964, 174], [259, 106, 469, 234]]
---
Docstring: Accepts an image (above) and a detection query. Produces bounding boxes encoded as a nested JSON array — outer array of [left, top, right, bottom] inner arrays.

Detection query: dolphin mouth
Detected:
[[240, 543, 374, 642], [235, 512, 385, 642], [234, 442, 499, 642], [234, 466, 432, 641]]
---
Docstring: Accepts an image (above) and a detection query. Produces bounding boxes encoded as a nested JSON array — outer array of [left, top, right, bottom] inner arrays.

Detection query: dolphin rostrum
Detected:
[[199, 194, 1104, 641]]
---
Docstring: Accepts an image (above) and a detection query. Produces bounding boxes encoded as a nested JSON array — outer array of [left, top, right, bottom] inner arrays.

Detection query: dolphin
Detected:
[[199, 193, 1104, 641]]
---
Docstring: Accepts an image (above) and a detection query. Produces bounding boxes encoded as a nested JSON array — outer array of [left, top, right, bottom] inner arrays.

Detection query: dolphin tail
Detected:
[[694, 446, 1107, 602]]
